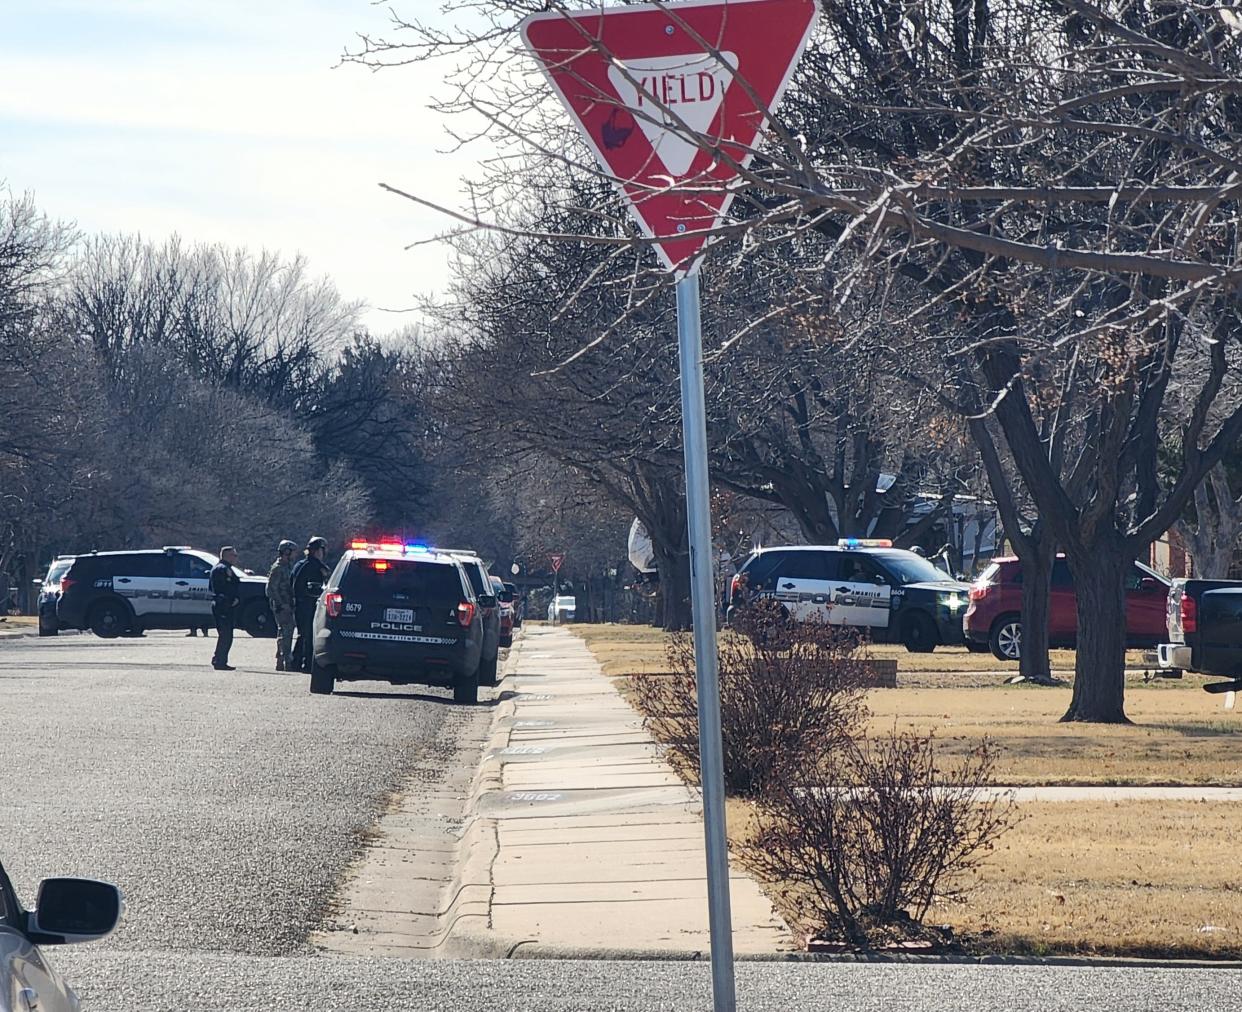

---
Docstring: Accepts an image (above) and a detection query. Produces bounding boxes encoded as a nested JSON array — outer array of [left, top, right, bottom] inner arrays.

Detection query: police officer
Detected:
[[267, 540, 298, 671], [210, 546, 241, 671], [291, 536, 330, 674]]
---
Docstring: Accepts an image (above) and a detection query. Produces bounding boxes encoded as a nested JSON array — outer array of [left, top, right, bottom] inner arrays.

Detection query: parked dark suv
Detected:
[[56, 547, 274, 638], [310, 546, 484, 703], [444, 551, 502, 685]]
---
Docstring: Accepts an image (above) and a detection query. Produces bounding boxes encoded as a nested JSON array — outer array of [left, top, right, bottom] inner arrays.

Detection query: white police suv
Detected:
[[54, 547, 274, 639], [726, 539, 971, 652]]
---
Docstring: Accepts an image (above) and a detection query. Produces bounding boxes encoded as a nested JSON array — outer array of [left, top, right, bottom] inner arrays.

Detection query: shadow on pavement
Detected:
[[331, 689, 499, 707]]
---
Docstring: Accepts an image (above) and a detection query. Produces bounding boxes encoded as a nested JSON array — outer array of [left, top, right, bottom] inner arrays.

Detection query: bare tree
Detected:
[[352, 0, 1242, 721], [1177, 462, 1242, 578]]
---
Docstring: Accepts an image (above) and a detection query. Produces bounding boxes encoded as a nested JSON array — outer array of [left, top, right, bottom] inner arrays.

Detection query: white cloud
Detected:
[[0, 0, 481, 330]]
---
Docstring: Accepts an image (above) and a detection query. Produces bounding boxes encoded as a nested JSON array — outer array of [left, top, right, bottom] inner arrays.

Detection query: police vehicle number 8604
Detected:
[[726, 539, 972, 653]]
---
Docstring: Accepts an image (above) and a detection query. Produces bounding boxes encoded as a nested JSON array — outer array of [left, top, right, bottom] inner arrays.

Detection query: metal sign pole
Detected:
[[675, 269, 736, 1012]]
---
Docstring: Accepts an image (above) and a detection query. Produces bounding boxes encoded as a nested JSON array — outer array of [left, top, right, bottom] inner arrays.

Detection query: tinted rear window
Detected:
[[127, 554, 174, 577], [340, 559, 464, 600]]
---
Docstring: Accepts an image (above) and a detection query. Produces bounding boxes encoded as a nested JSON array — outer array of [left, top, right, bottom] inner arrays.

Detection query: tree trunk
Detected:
[[1017, 534, 1055, 684], [1061, 550, 1130, 723], [654, 545, 693, 631]]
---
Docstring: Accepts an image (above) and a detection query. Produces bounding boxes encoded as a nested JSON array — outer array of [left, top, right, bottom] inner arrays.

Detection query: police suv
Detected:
[[55, 547, 274, 639], [726, 539, 971, 652], [309, 542, 487, 703]]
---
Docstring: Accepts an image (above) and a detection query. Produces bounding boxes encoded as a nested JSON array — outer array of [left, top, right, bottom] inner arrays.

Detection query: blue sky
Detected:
[[0, 0, 474, 330]]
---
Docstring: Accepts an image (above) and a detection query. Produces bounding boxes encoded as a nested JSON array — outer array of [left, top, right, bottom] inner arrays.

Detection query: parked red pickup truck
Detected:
[[963, 555, 1169, 660]]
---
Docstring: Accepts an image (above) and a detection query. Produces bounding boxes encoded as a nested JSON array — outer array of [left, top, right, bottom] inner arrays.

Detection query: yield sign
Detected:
[[521, 0, 819, 273], [550, 554, 565, 572]]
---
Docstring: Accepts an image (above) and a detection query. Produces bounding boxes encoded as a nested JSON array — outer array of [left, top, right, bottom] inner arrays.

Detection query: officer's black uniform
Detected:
[[291, 552, 330, 673], [209, 560, 241, 670]]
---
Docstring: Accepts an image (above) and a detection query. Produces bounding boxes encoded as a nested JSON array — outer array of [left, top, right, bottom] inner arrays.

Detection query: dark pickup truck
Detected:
[[1157, 577, 1242, 697]]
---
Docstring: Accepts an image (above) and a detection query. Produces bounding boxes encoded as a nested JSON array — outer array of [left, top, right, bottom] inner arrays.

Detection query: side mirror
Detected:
[[27, 877, 124, 945], [1139, 577, 1161, 593], [478, 594, 498, 608], [498, 590, 514, 604], [31, 579, 43, 587], [873, 575, 888, 585]]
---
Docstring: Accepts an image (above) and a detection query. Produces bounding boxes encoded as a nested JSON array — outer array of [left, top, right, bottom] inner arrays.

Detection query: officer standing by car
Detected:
[[210, 546, 241, 671], [291, 536, 330, 674], [267, 540, 298, 671]]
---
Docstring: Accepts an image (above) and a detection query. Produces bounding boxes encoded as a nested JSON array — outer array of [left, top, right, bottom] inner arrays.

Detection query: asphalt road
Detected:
[[4, 631, 1239, 1011], [0, 630, 482, 957], [49, 952, 1241, 1011]]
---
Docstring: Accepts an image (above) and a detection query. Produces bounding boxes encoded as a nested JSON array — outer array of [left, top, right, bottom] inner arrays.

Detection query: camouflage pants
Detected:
[[274, 607, 296, 668]]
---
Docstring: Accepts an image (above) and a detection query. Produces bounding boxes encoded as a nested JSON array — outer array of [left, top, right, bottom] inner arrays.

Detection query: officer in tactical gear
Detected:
[[210, 546, 241, 671], [291, 536, 330, 674], [267, 540, 298, 671]]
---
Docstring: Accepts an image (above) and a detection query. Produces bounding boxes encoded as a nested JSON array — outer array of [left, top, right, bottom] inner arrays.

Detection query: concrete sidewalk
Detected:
[[316, 623, 791, 960], [481, 624, 790, 956]]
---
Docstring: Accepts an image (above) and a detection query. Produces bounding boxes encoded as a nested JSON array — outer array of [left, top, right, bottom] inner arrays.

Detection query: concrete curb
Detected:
[[434, 635, 530, 960], [501, 943, 1242, 970], [312, 636, 528, 960]]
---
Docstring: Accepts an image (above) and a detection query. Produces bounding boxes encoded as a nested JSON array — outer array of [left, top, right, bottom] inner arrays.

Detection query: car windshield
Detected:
[[45, 559, 74, 584], [874, 551, 956, 585], [186, 550, 247, 580]]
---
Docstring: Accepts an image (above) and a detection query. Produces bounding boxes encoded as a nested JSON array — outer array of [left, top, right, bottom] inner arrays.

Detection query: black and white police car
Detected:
[[309, 541, 487, 703], [55, 547, 274, 639], [726, 539, 971, 652]]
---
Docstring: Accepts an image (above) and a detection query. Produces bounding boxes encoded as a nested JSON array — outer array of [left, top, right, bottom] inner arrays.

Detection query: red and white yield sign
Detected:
[[521, 0, 819, 273], [550, 553, 565, 572]]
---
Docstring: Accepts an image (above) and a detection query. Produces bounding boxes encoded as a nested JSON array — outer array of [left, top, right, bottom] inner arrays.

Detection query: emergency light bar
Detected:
[[838, 538, 893, 549], [348, 539, 432, 556]]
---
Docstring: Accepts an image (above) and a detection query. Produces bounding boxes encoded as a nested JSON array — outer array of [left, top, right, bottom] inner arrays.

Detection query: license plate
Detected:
[[385, 608, 414, 623]]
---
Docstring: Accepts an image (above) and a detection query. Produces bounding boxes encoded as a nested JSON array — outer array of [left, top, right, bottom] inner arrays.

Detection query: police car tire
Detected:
[[241, 600, 274, 639], [901, 612, 938, 653], [309, 660, 335, 695], [39, 622, 58, 637], [89, 599, 131, 639], [454, 668, 479, 705], [479, 651, 500, 687]]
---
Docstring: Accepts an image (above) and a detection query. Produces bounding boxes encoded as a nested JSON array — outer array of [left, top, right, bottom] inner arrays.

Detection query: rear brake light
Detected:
[[1181, 592, 1197, 633], [324, 591, 343, 618], [456, 601, 476, 628], [730, 575, 742, 597], [969, 583, 988, 601], [60, 577, 76, 592]]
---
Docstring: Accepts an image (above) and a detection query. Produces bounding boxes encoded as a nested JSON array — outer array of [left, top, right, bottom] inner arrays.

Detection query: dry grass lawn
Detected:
[[575, 622, 1242, 957], [572, 622, 1242, 786], [727, 797, 1242, 959], [0, 616, 37, 630]]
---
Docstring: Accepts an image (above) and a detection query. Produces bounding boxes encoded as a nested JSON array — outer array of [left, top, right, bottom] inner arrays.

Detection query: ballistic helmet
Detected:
[[307, 536, 328, 551], [278, 540, 297, 554]]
